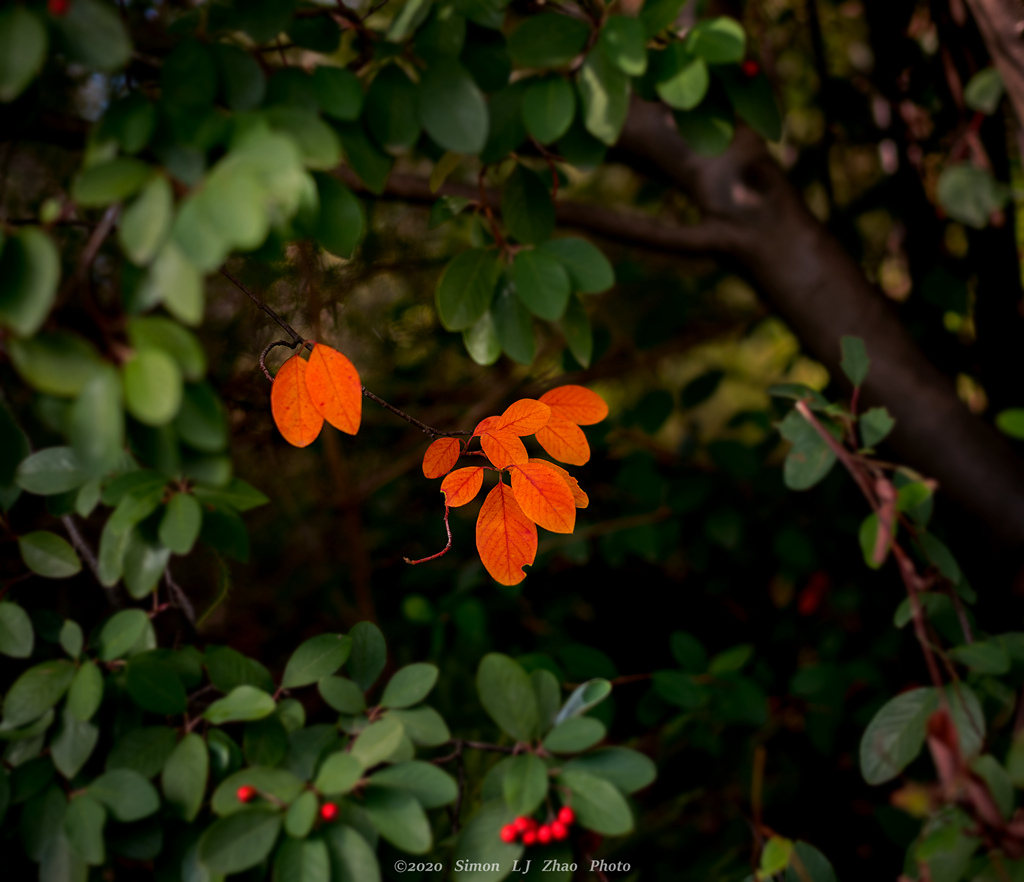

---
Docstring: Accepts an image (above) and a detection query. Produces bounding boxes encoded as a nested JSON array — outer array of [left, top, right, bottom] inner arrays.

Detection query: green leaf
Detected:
[[207, 645, 276, 694], [51, 709, 98, 779], [212, 767, 305, 815], [435, 248, 501, 331], [508, 15, 590, 68], [123, 347, 183, 426], [493, 277, 535, 364], [501, 753, 547, 815], [319, 676, 367, 714], [273, 837, 330, 882], [859, 406, 895, 449], [522, 77, 576, 145], [348, 622, 387, 692], [554, 678, 612, 723], [158, 493, 202, 556], [577, 48, 630, 145], [363, 785, 432, 853], [785, 841, 838, 882], [563, 747, 656, 793], [656, 47, 709, 111], [531, 668, 561, 733], [370, 761, 457, 808], [559, 768, 633, 834], [141, 240, 204, 326], [314, 66, 364, 121], [2, 659, 76, 728], [419, 60, 489, 154], [674, 103, 734, 156], [599, 16, 647, 76], [946, 683, 985, 759], [53, 0, 132, 72], [350, 716, 405, 768], [996, 408, 1024, 440], [387, 706, 451, 747], [859, 686, 935, 785], [193, 478, 269, 512], [538, 237, 614, 294], [284, 791, 319, 839], [543, 716, 606, 753], [937, 163, 1010, 229], [761, 836, 794, 875], [503, 166, 554, 245], [67, 661, 104, 722], [64, 794, 106, 866], [0, 227, 61, 337], [199, 807, 283, 874], [971, 755, 1014, 820], [686, 17, 746, 64], [477, 653, 540, 741], [512, 249, 571, 320], [98, 93, 155, 154], [337, 122, 394, 195], [315, 751, 364, 796], [429, 194, 472, 229], [72, 158, 151, 208], [204, 686, 277, 725], [639, 0, 686, 37], [245, 714, 289, 767], [463, 310, 502, 366], [387, 0, 434, 41], [0, 602, 34, 659], [380, 663, 439, 709], [720, 69, 782, 141], [282, 634, 353, 689], [559, 297, 592, 367], [214, 43, 266, 111], [312, 173, 365, 260], [87, 769, 160, 822], [264, 107, 343, 171], [99, 609, 150, 661], [16, 447, 85, 496], [949, 639, 1010, 675], [161, 733, 208, 822], [125, 654, 188, 714], [324, 824, 381, 882], [19, 531, 81, 579], [839, 335, 870, 386], [69, 364, 124, 477], [175, 382, 227, 452], [481, 81, 529, 163], [365, 66, 421, 151], [119, 175, 173, 266], [778, 408, 837, 491], [0, 7, 47, 103], [709, 643, 753, 674], [964, 66, 1004, 115], [453, 800, 522, 881]]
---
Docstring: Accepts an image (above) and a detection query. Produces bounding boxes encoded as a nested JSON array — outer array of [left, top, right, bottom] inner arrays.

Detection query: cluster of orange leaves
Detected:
[[270, 344, 362, 446], [421, 386, 608, 586]]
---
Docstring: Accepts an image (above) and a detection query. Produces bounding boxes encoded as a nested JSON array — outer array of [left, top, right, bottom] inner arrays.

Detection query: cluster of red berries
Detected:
[[500, 807, 575, 846], [236, 786, 337, 821]]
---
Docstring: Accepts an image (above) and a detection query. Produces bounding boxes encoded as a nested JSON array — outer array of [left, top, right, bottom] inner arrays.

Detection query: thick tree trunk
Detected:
[[617, 100, 1024, 543]]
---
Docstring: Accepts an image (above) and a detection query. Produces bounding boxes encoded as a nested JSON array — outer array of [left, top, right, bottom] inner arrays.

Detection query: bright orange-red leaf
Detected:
[[473, 416, 498, 437], [271, 355, 324, 447], [509, 462, 576, 534], [306, 344, 362, 435], [529, 458, 588, 508], [441, 467, 484, 507], [535, 415, 591, 465], [496, 399, 552, 436], [476, 482, 538, 585], [423, 437, 461, 478], [539, 385, 608, 425], [480, 428, 528, 470]]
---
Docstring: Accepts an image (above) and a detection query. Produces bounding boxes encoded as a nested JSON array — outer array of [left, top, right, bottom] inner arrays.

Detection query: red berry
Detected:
[[320, 802, 338, 821], [557, 806, 575, 825], [522, 830, 537, 846], [537, 825, 552, 844], [741, 59, 760, 78], [551, 821, 569, 840], [47, 0, 70, 15], [513, 816, 531, 833], [500, 824, 518, 843], [236, 785, 256, 802]]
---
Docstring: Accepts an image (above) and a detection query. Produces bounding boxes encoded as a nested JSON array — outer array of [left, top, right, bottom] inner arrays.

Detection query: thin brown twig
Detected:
[[260, 339, 302, 381], [62, 515, 122, 609], [404, 504, 453, 564]]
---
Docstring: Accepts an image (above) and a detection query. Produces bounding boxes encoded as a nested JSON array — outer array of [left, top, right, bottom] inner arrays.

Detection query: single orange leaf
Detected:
[[529, 458, 588, 508], [306, 344, 362, 435], [539, 385, 608, 425], [480, 428, 529, 469], [440, 467, 484, 507], [496, 399, 552, 436], [423, 437, 461, 478], [271, 355, 324, 447], [476, 481, 537, 586], [473, 415, 499, 437], [509, 462, 576, 534], [535, 415, 590, 465]]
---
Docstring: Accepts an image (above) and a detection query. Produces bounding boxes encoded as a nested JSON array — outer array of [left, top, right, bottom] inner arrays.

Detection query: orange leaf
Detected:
[[535, 415, 590, 465], [476, 481, 537, 586], [472, 416, 499, 437], [529, 458, 588, 508], [305, 344, 362, 435], [496, 399, 552, 436], [441, 467, 484, 507], [271, 355, 324, 447], [423, 437, 461, 478], [509, 462, 576, 534], [480, 428, 529, 469], [539, 385, 608, 425]]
